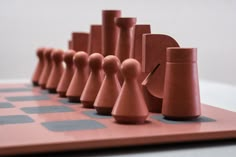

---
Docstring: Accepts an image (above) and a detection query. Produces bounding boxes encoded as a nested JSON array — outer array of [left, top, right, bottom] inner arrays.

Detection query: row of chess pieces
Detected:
[[32, 10, 201, 124]]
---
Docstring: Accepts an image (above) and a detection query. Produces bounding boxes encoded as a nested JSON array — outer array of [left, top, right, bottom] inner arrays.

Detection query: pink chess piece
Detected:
[[32, 47, 45, 86]]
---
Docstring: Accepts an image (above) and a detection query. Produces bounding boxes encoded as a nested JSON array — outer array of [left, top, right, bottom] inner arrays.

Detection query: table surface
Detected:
[[0, 79, 235, 157]]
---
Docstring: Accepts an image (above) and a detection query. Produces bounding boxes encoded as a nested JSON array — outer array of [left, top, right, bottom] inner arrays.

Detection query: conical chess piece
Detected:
[[46, 49, 64, 93], [32, 47, 45, 86], [81, 53, 104, 108], [112, 58, 149, 124], [162, 48, 201, 120], [57, 50, 76, 97], [38, 48, 54, 89], [94, 55, 121, 115], [102, 10, 121, 56], [66, 51, 89, 102], [115, 17, 136, 84], [87, 25, 102, 55]]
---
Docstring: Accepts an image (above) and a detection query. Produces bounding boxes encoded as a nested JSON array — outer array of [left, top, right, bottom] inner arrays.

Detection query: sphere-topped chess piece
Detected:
[[81, 53, 104, 108], [112, 58, 149, 124], [162, 48, 201, 120], [32, 47, 45, 86], [94, 55, 121, 115], [57, 50, 76, 97], [46, 49, 64, 93], [66, 51, 89, 102], [39, 48, 54, 89]]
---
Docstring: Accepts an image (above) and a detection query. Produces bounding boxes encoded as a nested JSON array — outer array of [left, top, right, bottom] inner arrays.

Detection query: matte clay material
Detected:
[[32, 47, 45, 86], [94, 55, 121, 115], [71, 32, 89, 52], [162, 48, 201, 120], [87, 25, 102, 55], [46, 49, 64, 93], [141, 34, 179, 113], [102, 10, 121, 56], [57, 50, 76, 97], [68, 40, 72, 49], [66, 52, 89, 102], [38, 48, 54, 89], [0, 83, 236, 156], [112, 59, 149, 124], [81, 53, 104, 108], [131, 25, 151, 84]]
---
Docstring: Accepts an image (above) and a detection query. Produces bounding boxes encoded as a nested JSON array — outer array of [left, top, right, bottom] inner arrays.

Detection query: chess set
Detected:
[[0, 10, 236, 156]]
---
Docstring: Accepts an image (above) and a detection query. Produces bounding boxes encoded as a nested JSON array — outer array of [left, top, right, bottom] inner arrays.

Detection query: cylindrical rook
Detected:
[[102, 10, 121, 56], [87, 25, 102, 55], [71, 32, 89, 52], [162, 48, 201, 120]]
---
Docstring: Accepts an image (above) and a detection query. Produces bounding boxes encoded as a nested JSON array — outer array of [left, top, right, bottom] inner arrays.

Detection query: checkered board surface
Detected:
[[0, 83, 236, 156]]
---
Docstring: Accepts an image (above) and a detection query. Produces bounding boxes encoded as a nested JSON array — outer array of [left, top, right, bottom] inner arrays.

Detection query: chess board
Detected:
[[0, 83, 236, 156]]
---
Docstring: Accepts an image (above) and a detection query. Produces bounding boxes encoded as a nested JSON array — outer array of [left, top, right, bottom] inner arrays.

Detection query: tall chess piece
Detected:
[[32, 47, 45, 86], [94, 55, 121, 115], [38, 48, 54, 89], [162, 48, 201, 120], [102, 10, 121, 56], [66, 51, 89, 102], [81, 53, 104, 108], [115, 17, 136, 84], [87, 25, 102, 55], [71, 32, 89, 52], [112, 58, 149, 124], [57, 50, 76, 97], [46, 49, 64, 93]]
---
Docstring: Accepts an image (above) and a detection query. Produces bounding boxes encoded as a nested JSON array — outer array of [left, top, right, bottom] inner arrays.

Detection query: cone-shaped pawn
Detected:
[[81, 53, 104, 108], [39, 48, 54, 89], [57, 50, 76, 97], [112, 58, 149, 124], [32, 47, 45, 86], [46, 49, 64, 93], [66, 51, 89, 102], [94, 55, 121, 115]]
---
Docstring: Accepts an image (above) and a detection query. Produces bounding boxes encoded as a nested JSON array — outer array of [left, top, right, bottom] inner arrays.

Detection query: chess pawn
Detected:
[[87, 25, 102, 55], [32, 47, 45, 86], [162, 48, 201, 120], [115, 17, 136, 84], [94, 55, 121, 115], [81, 53, 104, 108], [57, 50, 76, 97], [102, 10, 121, 56], [112, 58, 149, 124], [39, 48, 53, 89], [66, 51, 89, 102], [46, 49, 64, 93]]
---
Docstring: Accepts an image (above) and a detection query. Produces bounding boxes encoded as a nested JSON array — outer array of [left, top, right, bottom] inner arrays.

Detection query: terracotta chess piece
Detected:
[[57, 50, 76, 97], [141, 34, 179, 113], [131, 24, 151, 84], [94, 55, 121, 115], [87, 25, 102, 55], [162, 48, 201, 120], [102, 10, 121, 56], [32, 47, 45, 86], [71, 32, 89, 52], [38, 48, 54, 89], [66, 51, 89, 102], [115, 17, 136, 84], [81, 53, 104, 108], [46, 49, 64, 93], [68, 40, 72, 49], [112, 58, 149, 124]]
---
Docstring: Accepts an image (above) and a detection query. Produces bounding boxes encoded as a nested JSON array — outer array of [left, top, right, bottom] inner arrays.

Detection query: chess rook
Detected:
[[112, 58, 149, 124], [71, 32, 89, 52], [87, 25, 102, 55], [57, 50, 76, 97], [94, 55, 121, 115], [38, 48, 54, 89], [32, 47, 45, 86], [81, 53, 104, 108], [102, 10, 121, 56], [46, 49, 64, 93], [162, 48, 201, 120], [66, 51, 89, 102]]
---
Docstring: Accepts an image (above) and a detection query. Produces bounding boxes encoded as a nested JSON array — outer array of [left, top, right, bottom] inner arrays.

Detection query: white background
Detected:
[[0, 0, 236, 85]]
